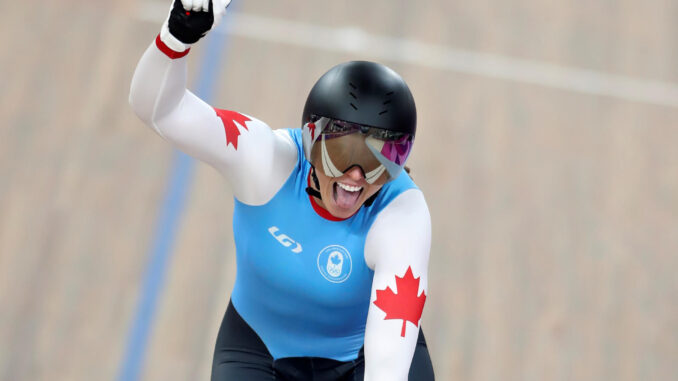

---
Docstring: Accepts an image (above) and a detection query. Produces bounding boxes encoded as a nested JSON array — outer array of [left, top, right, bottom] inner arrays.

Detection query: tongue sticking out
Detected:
[[333, 183, 361, 210]]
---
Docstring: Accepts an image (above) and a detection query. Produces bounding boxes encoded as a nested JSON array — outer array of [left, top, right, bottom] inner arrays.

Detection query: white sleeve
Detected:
[[129, 37, 297, 205], [363, 189, 432, 381]]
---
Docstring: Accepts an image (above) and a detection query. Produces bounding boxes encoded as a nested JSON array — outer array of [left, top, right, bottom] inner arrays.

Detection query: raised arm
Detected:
[[129, 0, 297, 205], [363, 189, 432, 380]]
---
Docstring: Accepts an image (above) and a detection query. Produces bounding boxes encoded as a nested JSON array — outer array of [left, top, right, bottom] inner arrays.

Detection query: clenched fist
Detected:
[[161, 0, 232, 51]]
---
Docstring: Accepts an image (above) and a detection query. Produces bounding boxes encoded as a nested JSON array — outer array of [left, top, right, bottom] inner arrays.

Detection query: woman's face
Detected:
[[313, 166, 383, 219]]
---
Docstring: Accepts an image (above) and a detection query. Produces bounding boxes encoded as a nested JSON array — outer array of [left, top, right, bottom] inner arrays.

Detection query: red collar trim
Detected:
[[306, 172, 350, 222]]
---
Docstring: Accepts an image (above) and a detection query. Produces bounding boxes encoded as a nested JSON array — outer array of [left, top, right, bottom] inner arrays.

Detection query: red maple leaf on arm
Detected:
[[373, 266, 427, 337], [214, 108, 251, 150]]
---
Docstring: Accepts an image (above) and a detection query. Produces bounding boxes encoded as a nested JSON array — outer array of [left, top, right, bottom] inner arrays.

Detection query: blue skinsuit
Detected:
[[230, 128, 417, 361]]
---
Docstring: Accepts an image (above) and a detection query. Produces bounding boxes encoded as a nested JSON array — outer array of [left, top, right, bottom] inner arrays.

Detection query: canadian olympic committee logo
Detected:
[[317, 245, 352, 283]]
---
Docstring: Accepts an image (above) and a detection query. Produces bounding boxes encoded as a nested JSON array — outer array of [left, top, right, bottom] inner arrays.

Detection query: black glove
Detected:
[[168, 0, 215, 44]]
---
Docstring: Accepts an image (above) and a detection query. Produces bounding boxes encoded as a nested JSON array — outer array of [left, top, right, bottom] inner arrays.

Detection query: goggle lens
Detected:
[[307, 118, 413, 184]]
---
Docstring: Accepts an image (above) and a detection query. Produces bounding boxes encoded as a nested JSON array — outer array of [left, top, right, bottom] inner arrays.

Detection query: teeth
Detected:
[[337, 182, 362, 192]]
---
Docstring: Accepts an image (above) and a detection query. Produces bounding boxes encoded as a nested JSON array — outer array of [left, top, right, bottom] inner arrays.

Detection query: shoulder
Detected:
[[364, 188, 431, 270], [370, 188, 430, 234], [274, 128, 308, 172], [280, 127, 304, 156], [271, 127, 298, 157], [368, 171, 419, 211], [221, 120, 299, 205]]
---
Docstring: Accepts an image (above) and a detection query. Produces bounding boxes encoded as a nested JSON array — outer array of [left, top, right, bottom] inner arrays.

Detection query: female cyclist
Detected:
[[129, 1, 434, 380]]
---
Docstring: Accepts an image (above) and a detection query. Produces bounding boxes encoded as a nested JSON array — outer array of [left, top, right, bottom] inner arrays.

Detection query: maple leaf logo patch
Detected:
[[214, 108, 251, 150], [373, 266, 426, 337]]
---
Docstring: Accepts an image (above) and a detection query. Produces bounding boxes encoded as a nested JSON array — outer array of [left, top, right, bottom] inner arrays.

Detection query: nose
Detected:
[[344, 166, 365, 182]]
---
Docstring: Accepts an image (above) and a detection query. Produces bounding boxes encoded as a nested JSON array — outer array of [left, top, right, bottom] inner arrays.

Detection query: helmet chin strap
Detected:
[[305, 166, 323, 200], [305, 166, 381, 208]]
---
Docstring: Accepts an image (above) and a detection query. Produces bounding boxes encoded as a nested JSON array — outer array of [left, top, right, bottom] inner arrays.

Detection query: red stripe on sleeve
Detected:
[[155, 34, 190, 59]]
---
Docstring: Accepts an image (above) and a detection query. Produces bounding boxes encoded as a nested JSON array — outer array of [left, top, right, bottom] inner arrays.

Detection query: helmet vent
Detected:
[[349, 82, 359, 109], [379, 92, 394, 115]]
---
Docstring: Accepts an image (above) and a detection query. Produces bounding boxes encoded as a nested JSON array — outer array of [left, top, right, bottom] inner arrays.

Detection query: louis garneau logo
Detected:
[[268, 226, 302, 253], [267, 227, 352, 283]]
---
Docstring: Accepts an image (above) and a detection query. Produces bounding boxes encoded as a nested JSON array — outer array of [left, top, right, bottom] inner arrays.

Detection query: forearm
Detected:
[[129, 0, 226, 135], [129, 37, 189, 135], [364, 300, 420, 381], [364, 266, 428, 381]]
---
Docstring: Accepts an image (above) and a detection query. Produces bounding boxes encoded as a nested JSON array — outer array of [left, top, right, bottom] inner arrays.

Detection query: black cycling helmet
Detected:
[[302, 61, 416, 136]]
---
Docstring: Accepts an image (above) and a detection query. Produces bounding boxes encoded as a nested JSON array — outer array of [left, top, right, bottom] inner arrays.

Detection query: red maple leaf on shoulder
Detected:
[[214, 108, 251, 150], [373, 266, 427, 337]]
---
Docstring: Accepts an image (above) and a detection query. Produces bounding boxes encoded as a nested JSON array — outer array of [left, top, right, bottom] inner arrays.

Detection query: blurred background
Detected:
[[1, 0, 677, 380]]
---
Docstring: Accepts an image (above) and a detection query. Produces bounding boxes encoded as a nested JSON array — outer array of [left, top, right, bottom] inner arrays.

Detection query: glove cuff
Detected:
[[155, 34, 190, 59], [160, 20, 191, 54]]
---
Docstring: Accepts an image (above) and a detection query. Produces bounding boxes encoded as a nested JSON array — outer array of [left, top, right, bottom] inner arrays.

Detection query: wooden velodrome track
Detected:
[[1, 0, 676, 380]]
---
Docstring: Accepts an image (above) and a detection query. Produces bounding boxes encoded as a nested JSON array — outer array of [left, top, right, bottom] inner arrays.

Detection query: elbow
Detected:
[[128, 84, 155, 126]]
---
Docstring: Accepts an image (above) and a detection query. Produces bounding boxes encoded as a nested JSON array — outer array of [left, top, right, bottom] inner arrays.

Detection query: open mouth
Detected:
[[332, 182, 363, 210]]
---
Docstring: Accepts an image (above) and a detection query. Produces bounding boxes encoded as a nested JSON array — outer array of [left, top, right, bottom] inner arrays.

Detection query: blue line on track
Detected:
[[117, 14, 234, 381]]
